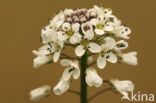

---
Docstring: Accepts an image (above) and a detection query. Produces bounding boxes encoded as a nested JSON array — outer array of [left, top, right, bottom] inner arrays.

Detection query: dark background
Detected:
[[0, 0, 156, 103]]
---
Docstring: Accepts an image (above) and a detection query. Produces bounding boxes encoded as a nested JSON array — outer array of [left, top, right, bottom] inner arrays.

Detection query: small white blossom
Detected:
[[75, 39, 100, 56], [112, 17, 131, 39], [33, 42, 64, 68], [30, 85, 51, 101], [97, 37, 117, 69], [119, 52, 138, 65], [110, 79, 134, 96], [60, 59, 80, 80], [41, 25, 56, 44], [81, 21, 94, 40], [33, 55, 53, 68], [86, 68, 103, 87], [49, 11, 64, 30], [53, 78, 70, 95], [61, 22, 81, 44], [75, 22, 100, 56], [91, 16, 114, 35], [94, 5, 114, 20]]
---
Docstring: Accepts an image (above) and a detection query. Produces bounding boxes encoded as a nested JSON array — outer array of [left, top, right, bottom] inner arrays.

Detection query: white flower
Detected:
[[30, 85, 51, 101], [86, 68, 103, 87], [75, 22, 100, 57], [97, 37, 117, 69], [91, 17, 114, 35], [75, 39, 100, 56], [94, 5, 114, 20], [60, 59, 80, 80], [110, 79, 134, 96], [114, 40, 128, 53], [49, 11, 64, 30], [61, 22, 81, 44], [33, 42, 64, 68], [81, 21, 94, 40], [41, 25, 56, 44], [112, 17, 131, 39], [119, 52, 138, 65], [33, 55, 53, 68], [41, 12, 64, 44], [53, 78, 70, 95]]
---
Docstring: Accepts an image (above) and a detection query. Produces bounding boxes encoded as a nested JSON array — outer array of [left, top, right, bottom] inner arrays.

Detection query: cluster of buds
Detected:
[[64, 9, 97, 24], [30, 5, 138, 101]]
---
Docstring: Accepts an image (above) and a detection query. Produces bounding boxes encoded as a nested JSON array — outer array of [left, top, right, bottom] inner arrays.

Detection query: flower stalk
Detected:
[[80, 53, 88, 103]]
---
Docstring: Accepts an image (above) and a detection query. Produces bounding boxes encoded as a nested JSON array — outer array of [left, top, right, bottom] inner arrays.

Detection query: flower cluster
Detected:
[[30, 5, 138, 101]]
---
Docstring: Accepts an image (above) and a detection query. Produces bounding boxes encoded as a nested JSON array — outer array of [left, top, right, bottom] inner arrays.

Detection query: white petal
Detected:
[[33, 55, 52, 68], [56, 20, 64, 28], [58, 41, 64, 49], [94, 75, 103, 87], [90, 18, 98, 26], [30, 85, 51, 101], [41, 25, 53, 44], [51, 30, 58, 42], [70, 33, 82, 44], [72, 23, 80, 32], [81, 22, 93, 35], [86, 75, 93, 86], [84, 30, 94, 40], [86, 68, 103, 87], [110, 79, 134, 93], [73, 69, 80, 79], [60, 59, 71, 66], [75, 45, 86, 57], [95, 29, 104, 35], [104, 22, 114, 31], [115, 40, 128, 52], [70, 60, 79, 69], [62, 67, 73, 81], [53, 79, 70, 95], [62, 22, 71, 31], [88, 42, 100, 53], [105, 52, 117, 63], [120, 52, 138, 65], [101, 37, 116, 50], [97, 55, 106, 69], [57, 31, 68, 41], [53, 50, 61, 63]]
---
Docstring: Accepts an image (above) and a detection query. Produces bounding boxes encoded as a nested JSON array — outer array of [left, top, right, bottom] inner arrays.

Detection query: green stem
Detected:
[[80, 53, 88, 103]]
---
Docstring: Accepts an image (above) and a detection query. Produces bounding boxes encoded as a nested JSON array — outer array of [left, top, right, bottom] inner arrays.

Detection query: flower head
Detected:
[[31, 5, 138, 101]]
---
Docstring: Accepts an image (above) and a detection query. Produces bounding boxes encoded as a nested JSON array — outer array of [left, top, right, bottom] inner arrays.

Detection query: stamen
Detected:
[[106, 55, 110, 59], [68, 68, 74, 73], [48, 43, 52, 47], [107, 50, 111, 53]]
